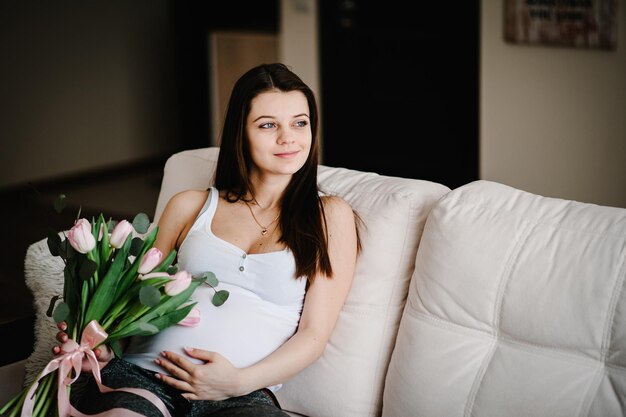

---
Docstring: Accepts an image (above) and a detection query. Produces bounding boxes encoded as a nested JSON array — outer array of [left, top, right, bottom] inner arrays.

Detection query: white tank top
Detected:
[[124, 188, 307, 391]]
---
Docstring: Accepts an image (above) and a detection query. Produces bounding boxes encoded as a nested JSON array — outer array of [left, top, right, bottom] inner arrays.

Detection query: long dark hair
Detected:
[[214, 63, 329, 282]]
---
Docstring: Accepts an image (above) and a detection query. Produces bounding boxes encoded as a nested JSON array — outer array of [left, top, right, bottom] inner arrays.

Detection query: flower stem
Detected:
[[100, 297, 132, 329], [87, 251, 99, 298], [32, 372, 53, 416], [110, 304, 150, 335], [78, 280, 89, 333]]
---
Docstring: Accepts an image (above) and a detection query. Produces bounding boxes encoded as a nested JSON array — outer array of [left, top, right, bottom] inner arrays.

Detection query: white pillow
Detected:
[[153, 147, 219, 224], [383, 180, 626, 417], [276, 165, 449, 417]]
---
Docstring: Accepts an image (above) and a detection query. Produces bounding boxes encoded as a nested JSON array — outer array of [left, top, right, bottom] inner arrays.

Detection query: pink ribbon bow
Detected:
[[22, 320, 172, 417]]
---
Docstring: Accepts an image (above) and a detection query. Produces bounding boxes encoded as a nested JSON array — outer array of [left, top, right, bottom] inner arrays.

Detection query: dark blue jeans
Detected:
[[70, 358, 288, 417]]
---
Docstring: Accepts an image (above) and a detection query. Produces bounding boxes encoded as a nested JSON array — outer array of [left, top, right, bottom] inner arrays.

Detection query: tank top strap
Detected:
[[188, 187, 218, 232]]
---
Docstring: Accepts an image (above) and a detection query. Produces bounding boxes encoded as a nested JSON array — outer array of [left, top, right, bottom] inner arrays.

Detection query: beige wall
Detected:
[[279, 0, 323, 158], [209, 32, 278, 146], [279, 0, 320, 102], [0, 1, 179, 188], [481, 1, 626, 208]]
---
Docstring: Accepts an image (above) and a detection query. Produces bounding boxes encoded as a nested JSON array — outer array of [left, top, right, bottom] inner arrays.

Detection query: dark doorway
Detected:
[[319, 2, 480, 189]]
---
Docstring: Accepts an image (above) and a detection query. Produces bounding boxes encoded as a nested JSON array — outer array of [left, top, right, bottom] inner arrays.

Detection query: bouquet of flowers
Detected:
[[0, 195, 229, 417]]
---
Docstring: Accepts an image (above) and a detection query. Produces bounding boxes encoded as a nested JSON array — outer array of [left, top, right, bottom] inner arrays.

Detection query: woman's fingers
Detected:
[[160, 350, 197, 373], [55, 321, 68, 344], [154, 356, 191, 381], [96, 345, 114, 362], [155, 372, 194, 393]]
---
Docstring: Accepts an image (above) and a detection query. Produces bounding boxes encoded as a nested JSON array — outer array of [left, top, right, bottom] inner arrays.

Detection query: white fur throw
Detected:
[[23, 238, 64, 385]]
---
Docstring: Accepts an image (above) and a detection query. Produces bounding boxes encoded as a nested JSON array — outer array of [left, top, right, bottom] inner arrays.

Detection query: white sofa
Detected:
[[2, 147, 625, 417]]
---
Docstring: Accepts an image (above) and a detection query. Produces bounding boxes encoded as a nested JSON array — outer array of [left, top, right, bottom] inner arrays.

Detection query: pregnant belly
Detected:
[[123, 284, 302, 374]]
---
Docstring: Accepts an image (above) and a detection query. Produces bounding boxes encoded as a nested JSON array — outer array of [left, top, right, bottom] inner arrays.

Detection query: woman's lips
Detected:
[[275, 150, 299, 158]]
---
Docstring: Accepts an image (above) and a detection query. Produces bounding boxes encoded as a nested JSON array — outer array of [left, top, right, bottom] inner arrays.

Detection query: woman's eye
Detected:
[[295, 120, 308, 128], [260, 122, 275, 129]]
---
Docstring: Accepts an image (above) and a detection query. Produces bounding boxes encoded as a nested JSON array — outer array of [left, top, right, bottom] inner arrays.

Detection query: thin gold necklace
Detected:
[[244, 201, 280, 236]]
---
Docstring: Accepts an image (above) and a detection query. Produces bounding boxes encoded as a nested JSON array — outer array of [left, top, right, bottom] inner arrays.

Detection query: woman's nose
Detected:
[[277, 130, 295, 144]]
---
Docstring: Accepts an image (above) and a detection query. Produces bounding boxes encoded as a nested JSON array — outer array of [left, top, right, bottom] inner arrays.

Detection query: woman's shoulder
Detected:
[[320, 194, 355, 220], [166, 189, 211, 213]]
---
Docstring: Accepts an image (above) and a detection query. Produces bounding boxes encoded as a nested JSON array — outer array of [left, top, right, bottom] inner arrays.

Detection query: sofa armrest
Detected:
[[0, 359, 26, 406]]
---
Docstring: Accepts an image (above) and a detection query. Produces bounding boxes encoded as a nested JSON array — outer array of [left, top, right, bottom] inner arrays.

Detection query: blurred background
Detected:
[[0, 0, 624, 364]]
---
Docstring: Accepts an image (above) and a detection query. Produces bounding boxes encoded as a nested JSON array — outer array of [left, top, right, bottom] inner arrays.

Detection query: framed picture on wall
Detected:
[[504, 0, 618, 50]]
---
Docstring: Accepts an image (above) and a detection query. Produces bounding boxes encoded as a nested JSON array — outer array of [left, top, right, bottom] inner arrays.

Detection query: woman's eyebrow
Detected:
[[252, 113, 309, 122]]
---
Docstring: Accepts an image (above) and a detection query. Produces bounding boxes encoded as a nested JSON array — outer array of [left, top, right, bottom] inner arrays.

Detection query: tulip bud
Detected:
[[138, 247, 163, 274], [165, 270, 192, 296], [67, 218, 96, 254], [109, 220, 134, 249], [178, 306, 201, 327]]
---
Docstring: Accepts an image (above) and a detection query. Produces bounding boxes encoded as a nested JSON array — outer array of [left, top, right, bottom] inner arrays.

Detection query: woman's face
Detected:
[[245, 90, 312, 179]]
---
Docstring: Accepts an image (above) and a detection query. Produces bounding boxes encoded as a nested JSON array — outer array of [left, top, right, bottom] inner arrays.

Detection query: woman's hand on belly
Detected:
[[154, 347, 246, 401]]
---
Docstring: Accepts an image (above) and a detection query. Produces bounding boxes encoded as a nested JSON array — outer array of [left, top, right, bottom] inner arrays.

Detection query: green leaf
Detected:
[[47, 230, 61, 257], [109, 321, 160, 340], [54, 194, 66, 214], [109, 340, 124, 358], [139, 285, 161, 308], [137, 322, 160, 335], [147, 304, 196, 330], [166, 265, 178, 275], [46, 295, 61, 317], [90, 215, 104, 265], [83, 233, 133, 324], [132, 213, 150, 234], [212, 290, 230, 307], [129, 237, 144, 257], [98, 219, 112, 272], [105, 276, 170, 329], [111, 226, 161, 302], [202, 271, 219, 288], [52, 301, 70, 323], [62, 238, 77, 261], [58, 238, 68, 259], [79, 258, 98, 280], [139, 277, 205, 323], [63, 266, 77, 322]]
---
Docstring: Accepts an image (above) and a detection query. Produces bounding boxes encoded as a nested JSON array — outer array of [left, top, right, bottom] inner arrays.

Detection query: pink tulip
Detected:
[[67, 218, 96, 254], [164, 270, 192, 296], [109, 220, 134, 248], [178, 306, 201, 327], [138, 248, 163, 274]]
